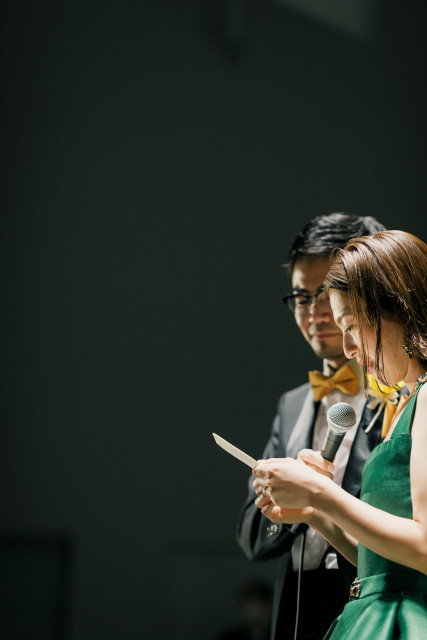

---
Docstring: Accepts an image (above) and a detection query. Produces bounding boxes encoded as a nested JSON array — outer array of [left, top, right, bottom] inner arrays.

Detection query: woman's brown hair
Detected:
[[325, 230, 427, 386]]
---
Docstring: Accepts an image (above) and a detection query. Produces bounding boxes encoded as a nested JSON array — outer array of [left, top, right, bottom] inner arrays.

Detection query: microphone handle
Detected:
[[321, 430, 346, 462]]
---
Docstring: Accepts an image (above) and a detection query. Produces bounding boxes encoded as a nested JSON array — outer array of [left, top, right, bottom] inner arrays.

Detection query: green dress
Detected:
[[324, 379, 427, 639]]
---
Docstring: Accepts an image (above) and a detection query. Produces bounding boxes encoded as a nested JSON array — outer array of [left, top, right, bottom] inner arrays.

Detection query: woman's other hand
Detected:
[[297, 449, 335, 478]]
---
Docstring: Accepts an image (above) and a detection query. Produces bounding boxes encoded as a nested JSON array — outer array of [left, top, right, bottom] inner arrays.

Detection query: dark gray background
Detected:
[[1, 1, 426, 638]]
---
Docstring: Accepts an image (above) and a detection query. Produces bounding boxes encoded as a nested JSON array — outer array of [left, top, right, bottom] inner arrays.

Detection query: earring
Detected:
[[403, 339, 414, 359]]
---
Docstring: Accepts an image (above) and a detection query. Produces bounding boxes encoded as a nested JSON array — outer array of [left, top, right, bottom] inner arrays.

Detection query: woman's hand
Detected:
[[254, 473, 314, 523], [252, 455, 333, 510], [263, 503, 315, 525], [297, 449, 335, 478]]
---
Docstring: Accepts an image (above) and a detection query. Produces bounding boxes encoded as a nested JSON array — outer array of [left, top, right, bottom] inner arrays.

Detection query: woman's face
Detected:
[[329, 289, 407, 386]]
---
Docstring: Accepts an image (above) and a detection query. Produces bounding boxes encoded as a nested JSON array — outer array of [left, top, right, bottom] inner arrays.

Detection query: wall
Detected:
[[1, 1, 426, 638]]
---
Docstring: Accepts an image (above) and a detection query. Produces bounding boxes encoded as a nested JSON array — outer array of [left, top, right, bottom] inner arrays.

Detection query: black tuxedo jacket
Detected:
[[236, 381, 383, 640]]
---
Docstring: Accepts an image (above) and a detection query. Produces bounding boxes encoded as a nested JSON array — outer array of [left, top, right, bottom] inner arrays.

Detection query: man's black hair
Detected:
[[287, 212, 386, 275]]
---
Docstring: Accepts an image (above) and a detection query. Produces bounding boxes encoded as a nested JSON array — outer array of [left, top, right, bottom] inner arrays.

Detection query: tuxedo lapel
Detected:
[[286, 391, 318, 459], [342, 400, 383, 495]]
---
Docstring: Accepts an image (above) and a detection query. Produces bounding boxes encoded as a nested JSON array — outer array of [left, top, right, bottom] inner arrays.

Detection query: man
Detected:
[[236, 213, 386, 640]]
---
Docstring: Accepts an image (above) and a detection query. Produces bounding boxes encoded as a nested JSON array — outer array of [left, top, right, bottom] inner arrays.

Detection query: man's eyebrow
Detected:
[[292, 286, 324, 294]]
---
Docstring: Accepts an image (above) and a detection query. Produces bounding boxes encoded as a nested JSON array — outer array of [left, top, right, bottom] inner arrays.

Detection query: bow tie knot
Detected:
[[309, 365, 359, 402]]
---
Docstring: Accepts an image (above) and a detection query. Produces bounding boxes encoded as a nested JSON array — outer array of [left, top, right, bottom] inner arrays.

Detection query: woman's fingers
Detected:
[[259, 504, 314, 525], [253, 477, 271, 496], [255, 493, 271, 509], [297, 449, 335, 478]]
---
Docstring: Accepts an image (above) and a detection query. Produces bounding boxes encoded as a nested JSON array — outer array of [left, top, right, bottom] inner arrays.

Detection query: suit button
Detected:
[[266, 524, 279, 537]]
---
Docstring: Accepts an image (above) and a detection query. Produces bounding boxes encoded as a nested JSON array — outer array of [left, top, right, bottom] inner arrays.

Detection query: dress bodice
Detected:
[[358, 381, 424, 579]]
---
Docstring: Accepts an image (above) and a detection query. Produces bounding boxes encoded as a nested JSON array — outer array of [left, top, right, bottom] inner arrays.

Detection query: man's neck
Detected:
[[325, 357, 349, 373]]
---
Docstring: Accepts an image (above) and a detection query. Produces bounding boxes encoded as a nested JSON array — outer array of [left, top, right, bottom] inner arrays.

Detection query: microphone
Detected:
[[321, 402, 357, 462]]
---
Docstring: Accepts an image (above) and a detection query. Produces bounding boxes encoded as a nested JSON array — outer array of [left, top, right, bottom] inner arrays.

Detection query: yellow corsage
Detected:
[[365, 374, 405, 437]]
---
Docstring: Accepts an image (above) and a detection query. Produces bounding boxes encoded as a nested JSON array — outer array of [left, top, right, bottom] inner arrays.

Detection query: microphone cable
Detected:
[[293, 527, 307, 640]]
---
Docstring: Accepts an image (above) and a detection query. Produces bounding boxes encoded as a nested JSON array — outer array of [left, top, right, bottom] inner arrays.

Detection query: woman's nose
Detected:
[[343, 332, 358, 360]]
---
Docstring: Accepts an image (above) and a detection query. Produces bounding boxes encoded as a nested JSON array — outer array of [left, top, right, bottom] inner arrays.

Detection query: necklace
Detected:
[[416, 371, 427, 385]]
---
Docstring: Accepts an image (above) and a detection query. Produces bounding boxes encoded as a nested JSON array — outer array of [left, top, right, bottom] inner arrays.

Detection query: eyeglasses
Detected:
[[283, 289, 331, 315]]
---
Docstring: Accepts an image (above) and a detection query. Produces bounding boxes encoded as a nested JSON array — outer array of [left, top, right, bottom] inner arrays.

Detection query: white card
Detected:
[[213, 433, 258, 469]]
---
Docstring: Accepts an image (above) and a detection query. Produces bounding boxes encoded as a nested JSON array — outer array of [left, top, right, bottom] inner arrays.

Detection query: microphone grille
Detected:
[[327, 402, 357, 428]]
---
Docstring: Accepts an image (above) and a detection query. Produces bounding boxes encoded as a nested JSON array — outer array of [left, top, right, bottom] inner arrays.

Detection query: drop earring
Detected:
[[403, 339, 414, 359]]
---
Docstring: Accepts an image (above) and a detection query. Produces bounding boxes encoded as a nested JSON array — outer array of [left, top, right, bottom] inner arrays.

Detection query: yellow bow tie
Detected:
[[309, 365, 359, 402]]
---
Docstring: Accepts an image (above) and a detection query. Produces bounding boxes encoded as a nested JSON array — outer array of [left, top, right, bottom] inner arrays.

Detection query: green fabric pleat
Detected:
[[324, 589, 427, 640]]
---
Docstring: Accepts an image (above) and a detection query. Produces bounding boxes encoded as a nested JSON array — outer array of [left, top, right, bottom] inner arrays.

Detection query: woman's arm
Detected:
[[254, 385, 427, 575]]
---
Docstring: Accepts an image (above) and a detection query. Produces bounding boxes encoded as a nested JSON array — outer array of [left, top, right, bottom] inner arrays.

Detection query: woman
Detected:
[[253, 230, 427, 639]]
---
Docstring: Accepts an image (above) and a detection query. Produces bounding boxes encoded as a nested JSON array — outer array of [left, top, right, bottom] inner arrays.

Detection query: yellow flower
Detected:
[[364, 375, 405, 434]]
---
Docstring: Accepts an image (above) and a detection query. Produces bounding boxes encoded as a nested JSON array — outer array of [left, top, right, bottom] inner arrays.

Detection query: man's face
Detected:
[[291, 256, 345, 364]]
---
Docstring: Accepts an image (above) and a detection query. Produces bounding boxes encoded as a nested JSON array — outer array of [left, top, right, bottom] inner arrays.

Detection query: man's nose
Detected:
[[308, 298, 332, 322]]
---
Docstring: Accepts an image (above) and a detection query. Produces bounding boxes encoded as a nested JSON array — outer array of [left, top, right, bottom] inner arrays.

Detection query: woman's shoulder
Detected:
[[416, 371, 427, 391], [416, 377, 427, 406], [411, 377, 427, 442]]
